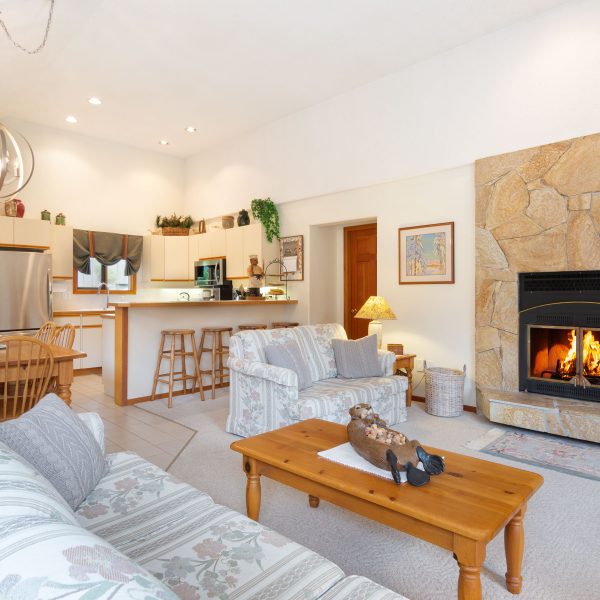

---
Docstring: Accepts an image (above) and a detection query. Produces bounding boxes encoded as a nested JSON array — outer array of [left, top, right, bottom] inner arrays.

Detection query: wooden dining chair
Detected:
[[0, 337, 54, 421], [34, 321, 57, 344], [52, 324, 76, 349]]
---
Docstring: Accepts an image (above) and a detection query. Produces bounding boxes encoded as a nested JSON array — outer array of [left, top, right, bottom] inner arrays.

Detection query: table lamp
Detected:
[[354, 296, 397, 349]]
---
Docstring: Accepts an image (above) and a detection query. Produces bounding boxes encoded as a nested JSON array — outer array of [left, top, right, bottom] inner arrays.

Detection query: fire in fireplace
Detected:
[[519, 271, 600, 402]]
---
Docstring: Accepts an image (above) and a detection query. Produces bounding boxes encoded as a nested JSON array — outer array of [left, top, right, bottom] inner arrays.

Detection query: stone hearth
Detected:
[[475, 132, 600, 442]]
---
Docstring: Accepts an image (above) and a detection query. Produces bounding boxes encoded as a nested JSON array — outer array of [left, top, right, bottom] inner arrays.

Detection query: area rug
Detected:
[[466, 427, 600, 481]]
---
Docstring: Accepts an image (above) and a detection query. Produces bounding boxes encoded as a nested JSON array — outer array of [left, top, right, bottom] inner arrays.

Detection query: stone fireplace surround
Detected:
[[475, 132, 600, 443]]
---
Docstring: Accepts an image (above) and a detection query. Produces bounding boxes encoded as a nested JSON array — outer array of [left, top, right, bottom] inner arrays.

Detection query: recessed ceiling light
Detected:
[[158, 140, 169, 146], [65, 115, 77, 124], [185, 126, 197, 133], [88, 97, 102, 105]]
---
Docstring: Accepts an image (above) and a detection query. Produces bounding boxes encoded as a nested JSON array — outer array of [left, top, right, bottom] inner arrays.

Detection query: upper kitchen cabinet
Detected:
[[50, 224, 74, 278], [0, 217, 51, 249], [144, 235, 165, 281], [0, 216, 13, 245], [164, 236, 189, 281], [225, 223, 279, 279], [13, 219, 51, 248]]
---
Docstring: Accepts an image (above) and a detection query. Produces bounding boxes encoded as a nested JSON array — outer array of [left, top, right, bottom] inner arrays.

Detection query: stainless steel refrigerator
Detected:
[[0, 250, 52, 335]]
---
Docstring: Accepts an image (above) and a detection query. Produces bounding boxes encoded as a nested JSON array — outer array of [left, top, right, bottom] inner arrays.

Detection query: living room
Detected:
[[0, 1, 599, 599]]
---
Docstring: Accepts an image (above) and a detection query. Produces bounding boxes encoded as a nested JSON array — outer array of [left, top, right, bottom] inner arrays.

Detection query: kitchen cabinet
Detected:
[[14, 218, 51, 248], [164, 236, 189, 280], [226, 223, 279, 279], [80, 326, 103, 369], [0, 216, 51, 248], [0, 216, 14, 245], [50, 225, 74, 278], [53, 313, 103, 370], [144, 235, 165, 281]]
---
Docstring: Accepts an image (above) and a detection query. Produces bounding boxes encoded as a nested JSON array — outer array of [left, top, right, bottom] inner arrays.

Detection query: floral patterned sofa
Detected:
[[0, 413, 408, 599], [226, 323, 408, 437]]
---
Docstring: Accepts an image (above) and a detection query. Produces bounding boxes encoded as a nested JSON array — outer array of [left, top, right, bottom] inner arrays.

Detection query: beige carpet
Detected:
[[137, 391, 600, 600]]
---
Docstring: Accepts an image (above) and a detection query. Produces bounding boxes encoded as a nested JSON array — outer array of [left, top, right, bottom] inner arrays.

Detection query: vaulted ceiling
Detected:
[[0, 0, 571, 157]]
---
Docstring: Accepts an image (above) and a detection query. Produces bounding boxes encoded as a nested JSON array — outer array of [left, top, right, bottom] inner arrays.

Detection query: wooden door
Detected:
[[344, 223, 377, 339]]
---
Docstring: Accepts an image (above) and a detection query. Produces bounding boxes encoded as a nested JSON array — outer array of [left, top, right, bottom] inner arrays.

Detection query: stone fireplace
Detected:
[[475, 132, 600, 443]]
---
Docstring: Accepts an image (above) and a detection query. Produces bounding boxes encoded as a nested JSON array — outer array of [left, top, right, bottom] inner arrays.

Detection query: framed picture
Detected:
[[279, 235, 304, 281], [398, 222, 454, 284]]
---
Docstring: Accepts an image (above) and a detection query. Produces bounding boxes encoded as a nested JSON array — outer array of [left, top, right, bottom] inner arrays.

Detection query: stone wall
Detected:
[[475, 132, 600, 394]]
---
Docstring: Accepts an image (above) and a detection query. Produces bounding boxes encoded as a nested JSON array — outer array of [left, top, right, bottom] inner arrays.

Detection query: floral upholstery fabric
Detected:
[[0, 517, 177, 599], [0, 441, 78, 525], [76, 452, 214, 530], [81, 452, 345, 600], [319, 575, 409, 600], [227, 323, 406, 437], [292, 377, 408, 426]]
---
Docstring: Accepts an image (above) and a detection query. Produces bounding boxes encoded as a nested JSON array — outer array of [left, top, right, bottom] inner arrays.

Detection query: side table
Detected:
[[394, 353, 416, 407]]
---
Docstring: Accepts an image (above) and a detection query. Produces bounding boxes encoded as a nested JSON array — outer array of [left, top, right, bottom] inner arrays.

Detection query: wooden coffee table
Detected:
[[230, 419, 543, 600]]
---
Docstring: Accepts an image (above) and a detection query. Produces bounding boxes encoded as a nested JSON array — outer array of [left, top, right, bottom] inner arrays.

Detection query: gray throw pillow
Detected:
[[0, 394, 107, 510], [265, 341, 313, 391], [332, 334, 382, 378]]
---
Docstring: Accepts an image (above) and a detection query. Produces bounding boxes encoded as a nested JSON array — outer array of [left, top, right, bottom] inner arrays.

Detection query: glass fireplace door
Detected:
[[528, 326, 578, 383], [582, 329, 600, 387]]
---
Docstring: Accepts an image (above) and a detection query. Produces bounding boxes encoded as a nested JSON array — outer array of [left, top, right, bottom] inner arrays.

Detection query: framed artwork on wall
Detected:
[[279, 235, 304, 281], [398, 222, 454, 284]]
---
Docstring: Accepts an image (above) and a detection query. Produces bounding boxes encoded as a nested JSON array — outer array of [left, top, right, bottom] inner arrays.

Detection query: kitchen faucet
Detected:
[[97, 282, 110, 309]]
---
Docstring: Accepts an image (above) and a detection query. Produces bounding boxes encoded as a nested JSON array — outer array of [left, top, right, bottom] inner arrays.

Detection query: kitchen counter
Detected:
[[54, 308, 115, 317], [109, 300, 296, 308], [104, 299, 299, 405]]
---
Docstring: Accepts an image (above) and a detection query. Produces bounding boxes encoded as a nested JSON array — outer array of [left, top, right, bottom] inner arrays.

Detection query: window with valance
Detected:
[[73, 229, 143, 293]]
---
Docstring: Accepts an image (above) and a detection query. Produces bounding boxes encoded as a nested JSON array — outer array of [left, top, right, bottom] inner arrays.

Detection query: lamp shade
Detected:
[[354, 296, 396, 320]]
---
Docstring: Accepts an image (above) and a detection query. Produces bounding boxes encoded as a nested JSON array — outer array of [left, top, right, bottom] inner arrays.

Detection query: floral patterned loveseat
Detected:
[[0, 413, 408, 600], [226, 323, 408, 437]]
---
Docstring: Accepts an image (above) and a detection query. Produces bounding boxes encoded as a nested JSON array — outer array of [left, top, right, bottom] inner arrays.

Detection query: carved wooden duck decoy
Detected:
[[347, 403, 445, 486]]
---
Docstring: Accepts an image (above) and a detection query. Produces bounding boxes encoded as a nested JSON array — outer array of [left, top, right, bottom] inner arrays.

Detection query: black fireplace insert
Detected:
[[519, 270, 600, 402]]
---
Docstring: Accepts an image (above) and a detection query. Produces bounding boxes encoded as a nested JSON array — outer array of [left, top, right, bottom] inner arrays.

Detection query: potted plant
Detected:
[[156, 214, 194, 236], [251, 198, 279, 242]]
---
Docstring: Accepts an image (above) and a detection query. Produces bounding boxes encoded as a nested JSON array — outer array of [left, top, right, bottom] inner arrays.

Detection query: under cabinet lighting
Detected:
[[65, 115, 77, 124], [88, 97, 102, 105]]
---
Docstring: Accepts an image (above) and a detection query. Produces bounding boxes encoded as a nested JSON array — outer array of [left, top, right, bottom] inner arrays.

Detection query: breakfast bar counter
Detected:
[[105, 299, 299, 405]]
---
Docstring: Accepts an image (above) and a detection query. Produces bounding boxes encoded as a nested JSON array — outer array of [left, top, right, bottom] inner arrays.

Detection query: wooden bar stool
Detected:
[[238, 324, 268, 331], [151, 329, 203, 408], [272, 321, 300, 329], [199, 327, 233, 399]]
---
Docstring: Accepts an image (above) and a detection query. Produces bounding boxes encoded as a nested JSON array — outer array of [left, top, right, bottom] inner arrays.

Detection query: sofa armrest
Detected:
[[378, 350, 395, 377], [77, 412, 105, 454], [228, 356, 299, 387]]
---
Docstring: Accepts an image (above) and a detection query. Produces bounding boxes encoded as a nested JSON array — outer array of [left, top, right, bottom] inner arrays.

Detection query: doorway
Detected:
[[344, 223, 377, 339]]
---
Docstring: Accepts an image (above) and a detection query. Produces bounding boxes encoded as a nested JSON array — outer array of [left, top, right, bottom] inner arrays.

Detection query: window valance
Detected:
[[73, 229, 143, 275]]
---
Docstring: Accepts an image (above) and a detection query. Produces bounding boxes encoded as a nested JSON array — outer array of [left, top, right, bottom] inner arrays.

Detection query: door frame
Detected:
[[343, 222, 377, 336]]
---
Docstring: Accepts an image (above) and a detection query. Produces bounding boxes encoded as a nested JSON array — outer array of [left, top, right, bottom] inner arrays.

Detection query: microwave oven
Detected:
[[194, 258, 226, 287]]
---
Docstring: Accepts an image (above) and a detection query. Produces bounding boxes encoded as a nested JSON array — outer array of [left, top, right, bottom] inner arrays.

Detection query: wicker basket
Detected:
[[424, 363, 466, 417], [161, 227, 190, 236]]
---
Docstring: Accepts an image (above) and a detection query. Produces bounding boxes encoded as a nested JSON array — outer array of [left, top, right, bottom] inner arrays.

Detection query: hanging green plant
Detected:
[[251, 198, 280, 242]]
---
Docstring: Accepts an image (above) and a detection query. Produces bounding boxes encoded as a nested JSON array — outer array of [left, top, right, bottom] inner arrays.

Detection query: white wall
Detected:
[[279, 165, 475, 403], [3, 118, 184, 235], [184, 0, 600, 214]]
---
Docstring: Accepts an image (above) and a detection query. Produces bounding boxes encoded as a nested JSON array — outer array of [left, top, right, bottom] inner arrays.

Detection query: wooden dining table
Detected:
[[0, 344, 86, 406]]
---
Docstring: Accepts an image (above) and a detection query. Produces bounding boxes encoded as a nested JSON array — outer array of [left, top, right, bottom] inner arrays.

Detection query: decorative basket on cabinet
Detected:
[[161, 227, 190, 236], [424, 363, 465, 417]]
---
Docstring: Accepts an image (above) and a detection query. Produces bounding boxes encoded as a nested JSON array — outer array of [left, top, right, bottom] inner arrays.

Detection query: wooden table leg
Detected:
[[244, 458, 261, 521], [454, 536, 485, 600], [406, 368, 413, 407], [308, 495, 320, 508], [56, 361, 73, 406], [505, 506, 526, 594]]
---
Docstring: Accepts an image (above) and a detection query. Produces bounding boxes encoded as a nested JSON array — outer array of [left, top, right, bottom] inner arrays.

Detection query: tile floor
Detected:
[[71, 374, 196, 470]]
